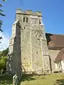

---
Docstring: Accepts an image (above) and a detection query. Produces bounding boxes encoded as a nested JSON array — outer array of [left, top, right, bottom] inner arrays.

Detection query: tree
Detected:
[[0, 48, 8, 74], [0, 56, 7, 74], [0, 0, 7, 74], [0, 57, 6, 70], [0, 0, 6, 31], [0, 48, 8, 57], [0, 0, 6, 41]]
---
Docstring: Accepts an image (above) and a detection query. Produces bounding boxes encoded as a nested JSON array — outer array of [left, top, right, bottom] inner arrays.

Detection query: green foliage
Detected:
[[0, 4, 2, 7], [0, 48, 9, 57], [2, 0, 6, 2], [0, 56, 7, 74], [21, 74, 64, 85], [0, 48, 8, 73], [0, 12, 5, 16], [46, 33, 52, 45], [0, 57, 6, 70], [0, 0, 7, 72], [0, 74, 12, 85], [0, 0, 6, 33]]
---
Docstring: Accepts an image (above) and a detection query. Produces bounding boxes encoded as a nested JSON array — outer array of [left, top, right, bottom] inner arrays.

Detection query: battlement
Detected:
[[16, 9, 42, 17]]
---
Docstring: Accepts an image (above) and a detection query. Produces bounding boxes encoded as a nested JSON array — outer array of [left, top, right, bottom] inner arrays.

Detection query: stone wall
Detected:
[[48, 49, 60, 72], [7, 21, 22, 79], [16, 9, 50, 74], [8, 9, 51, 76]]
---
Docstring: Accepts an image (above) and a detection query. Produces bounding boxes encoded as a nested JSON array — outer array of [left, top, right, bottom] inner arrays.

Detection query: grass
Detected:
[[0, 73, 64, 85], [20, 73, 64, 85], [0, 74, 13, 85]]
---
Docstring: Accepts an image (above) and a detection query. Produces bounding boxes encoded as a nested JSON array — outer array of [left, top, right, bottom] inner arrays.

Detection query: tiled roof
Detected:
[[54, 48, 64, 62], [46, 33, 64, 50]]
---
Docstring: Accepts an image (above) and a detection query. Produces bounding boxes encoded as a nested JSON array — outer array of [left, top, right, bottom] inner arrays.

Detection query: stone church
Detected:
[[7, 9, 64, 78]]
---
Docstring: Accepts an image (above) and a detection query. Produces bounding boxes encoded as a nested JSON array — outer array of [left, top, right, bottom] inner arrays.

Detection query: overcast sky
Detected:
[[0, 0, 64, 50]]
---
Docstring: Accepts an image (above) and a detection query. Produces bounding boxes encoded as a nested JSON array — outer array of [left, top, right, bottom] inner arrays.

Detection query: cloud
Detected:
[[0, 32, 10, 51]]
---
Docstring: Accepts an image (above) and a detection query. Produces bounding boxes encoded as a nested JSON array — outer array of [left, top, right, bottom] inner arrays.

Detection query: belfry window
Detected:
[[26, 17, 28, 22], [23, 17, 25, 22], [39, 20, 41, 24]]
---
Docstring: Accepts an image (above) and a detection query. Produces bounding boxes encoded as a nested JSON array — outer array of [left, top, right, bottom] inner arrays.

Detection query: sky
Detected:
[[0, 0, 64, 51]]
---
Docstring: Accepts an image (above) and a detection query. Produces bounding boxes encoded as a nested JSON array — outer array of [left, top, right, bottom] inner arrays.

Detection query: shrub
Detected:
[[0, 56, 7, 74]]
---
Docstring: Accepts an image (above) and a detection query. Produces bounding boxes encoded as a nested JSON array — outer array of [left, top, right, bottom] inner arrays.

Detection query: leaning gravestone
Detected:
[[13, 74, 18, 85]]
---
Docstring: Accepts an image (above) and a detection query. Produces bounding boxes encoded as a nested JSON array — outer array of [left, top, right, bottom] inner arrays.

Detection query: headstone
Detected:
[[13, 74, 18, 85]]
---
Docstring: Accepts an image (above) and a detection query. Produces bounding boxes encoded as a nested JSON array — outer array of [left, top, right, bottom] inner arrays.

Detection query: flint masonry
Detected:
[[7, 9, 52, 77]]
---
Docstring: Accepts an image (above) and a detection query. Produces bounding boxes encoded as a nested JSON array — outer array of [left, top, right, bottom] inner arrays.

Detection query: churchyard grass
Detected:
[[20, 73, 64, 85], [0, 73, 64, 85], [0, 74, 13, 85]]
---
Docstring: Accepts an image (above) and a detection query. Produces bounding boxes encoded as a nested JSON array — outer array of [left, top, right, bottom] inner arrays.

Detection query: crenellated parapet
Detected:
[[16, 9, 42, 17]]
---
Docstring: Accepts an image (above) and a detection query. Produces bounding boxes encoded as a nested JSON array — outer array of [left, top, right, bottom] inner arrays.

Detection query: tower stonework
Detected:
[[8, 9, 50, 75]]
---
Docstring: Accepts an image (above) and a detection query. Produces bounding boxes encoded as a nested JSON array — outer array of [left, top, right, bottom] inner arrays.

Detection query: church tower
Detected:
[[8, 9, 50, 76]]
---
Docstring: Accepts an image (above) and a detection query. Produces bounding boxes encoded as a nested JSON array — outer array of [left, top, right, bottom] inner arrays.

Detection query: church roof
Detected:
[[46, 33, 64, 50], [54, 48, 64, 62]]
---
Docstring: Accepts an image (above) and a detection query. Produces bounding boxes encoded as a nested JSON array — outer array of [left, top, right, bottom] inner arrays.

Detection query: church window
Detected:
[[39, 20, 41, 24], [26, 17, 28, 22], [23, 17, 25, 22]]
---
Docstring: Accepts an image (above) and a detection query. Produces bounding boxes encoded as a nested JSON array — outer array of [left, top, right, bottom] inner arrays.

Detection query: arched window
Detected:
[[26, 17, 28, 22], [23, 17, 25, 22]]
